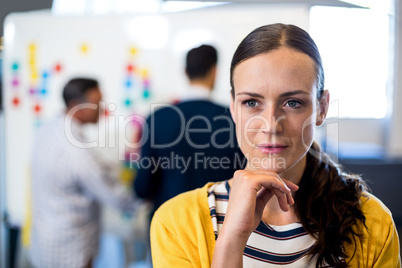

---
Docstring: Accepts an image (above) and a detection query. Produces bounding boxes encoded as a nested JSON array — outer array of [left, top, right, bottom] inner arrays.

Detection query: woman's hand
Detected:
[[211, 170, 299, 268], [226, 170, 298, 239]]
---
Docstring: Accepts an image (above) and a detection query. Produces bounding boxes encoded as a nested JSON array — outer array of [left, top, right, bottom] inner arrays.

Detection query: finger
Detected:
[[275, 174, 299, 192], [256, 188, 274, 214], [286, 192, 295, 206], [272, 188, 290, 212], [258, 177, 291, 194], [256, 187, 274, 206], [283, 180, 299, 192], [272, 176, 294, 206], [257, 180, 294, 209], [252, 170, 299, 192]]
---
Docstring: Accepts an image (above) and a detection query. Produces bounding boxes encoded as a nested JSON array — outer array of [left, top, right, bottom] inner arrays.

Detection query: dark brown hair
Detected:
[[230, 23, 324, 99], [230, 23, 368, 267], [62, 77, 99, 107], [297, 142, 367, 267], [186, 44, 218, 80]]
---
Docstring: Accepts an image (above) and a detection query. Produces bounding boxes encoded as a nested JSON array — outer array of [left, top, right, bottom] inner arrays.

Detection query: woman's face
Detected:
[[230, 47, 328, 178]]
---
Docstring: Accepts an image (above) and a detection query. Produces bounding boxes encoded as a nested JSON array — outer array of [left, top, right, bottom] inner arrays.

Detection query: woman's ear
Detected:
[[316, 90, 330, 126]]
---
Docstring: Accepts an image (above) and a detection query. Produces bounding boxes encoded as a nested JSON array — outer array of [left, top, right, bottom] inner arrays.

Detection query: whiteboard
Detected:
[[2, 3, 310, 225]]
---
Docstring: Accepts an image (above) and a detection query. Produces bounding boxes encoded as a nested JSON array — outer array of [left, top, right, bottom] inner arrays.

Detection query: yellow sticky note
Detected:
[[141, 68, 149, 78], [31, 72, 39, 81], [80, 43, 89, 54], [120, 167, 136, 187], [29, 58, 36, 66], [129, 47, 137, 56], [29, 43, 36, 52]]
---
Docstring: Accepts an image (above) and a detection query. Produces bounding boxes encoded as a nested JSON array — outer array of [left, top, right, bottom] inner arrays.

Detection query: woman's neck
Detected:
[[261, 199, 299, 226], [278, 154, 307, 186], [261, 156, 306, 225]]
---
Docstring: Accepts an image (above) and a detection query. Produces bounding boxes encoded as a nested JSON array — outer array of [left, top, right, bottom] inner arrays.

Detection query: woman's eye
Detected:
[[286, 100, 301, 108], [244, 100, 259, 107]]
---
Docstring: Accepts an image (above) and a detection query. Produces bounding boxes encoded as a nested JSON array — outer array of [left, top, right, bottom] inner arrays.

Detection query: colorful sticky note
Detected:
[[80, 43, 89, 54], [34, 104, 41, 114], [54, 63, 62, 73], [124, 99, 132, 107], [143, 90, 150, 99], [31, 72, 39, 81], [12, 97, 20, 107], [129, 47, 137, 56], [125, 78, 133, 88], [141, 69, 149, 78], [143, 79, 150, 88], [120, 168, 136, 186], [29, 43, 36, 52], [12, 79, 19, 87], [127, 64, 135, 73], [12, 62, 19, 71]]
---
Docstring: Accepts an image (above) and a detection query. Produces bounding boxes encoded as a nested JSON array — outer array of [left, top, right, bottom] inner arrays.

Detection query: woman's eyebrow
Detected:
[[280, 90, 311, 98], [236, 90, 311, 98], [236, 92, 264, 98]]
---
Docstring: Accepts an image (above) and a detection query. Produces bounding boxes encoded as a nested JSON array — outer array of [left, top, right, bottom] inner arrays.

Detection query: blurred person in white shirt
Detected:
[[30, 78, 137, 268]]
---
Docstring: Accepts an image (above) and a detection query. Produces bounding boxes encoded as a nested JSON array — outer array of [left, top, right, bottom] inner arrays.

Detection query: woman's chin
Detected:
[[245, 164, 286, 174], [263, 166, 286, 174], [244, 155, 297, 177]]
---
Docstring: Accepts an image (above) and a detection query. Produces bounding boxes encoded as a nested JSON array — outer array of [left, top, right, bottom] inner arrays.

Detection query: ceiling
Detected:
[[0, 0, 363, 37], [165, 0, 359, 6]]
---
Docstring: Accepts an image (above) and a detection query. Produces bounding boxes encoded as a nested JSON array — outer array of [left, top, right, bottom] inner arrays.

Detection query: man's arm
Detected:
[[75, 148, 137, 212]]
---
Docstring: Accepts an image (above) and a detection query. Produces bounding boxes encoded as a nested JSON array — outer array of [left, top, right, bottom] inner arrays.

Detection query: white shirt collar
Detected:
[[62, 113, 86, 141], [180, 84, 212, 102]]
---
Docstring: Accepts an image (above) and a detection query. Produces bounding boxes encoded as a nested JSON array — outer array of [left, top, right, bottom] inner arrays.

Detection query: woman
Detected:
[[150, 24, 400, 267]]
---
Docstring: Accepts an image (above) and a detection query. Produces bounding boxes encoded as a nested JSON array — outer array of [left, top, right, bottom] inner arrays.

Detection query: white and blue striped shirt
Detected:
[[208, 180, 318, 267]]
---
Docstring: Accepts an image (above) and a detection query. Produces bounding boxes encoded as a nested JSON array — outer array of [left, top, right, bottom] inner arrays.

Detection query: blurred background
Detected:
[[1, 0, 401, 267]]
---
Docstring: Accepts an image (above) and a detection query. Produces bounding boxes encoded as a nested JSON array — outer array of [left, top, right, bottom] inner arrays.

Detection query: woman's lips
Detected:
[[256, 144, 288, 154]]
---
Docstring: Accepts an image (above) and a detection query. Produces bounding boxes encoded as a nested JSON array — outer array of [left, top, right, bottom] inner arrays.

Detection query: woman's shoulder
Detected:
[[152, 182, 215, 224], [360, 192, 394, 225], [356, 192, 397, 243], [150, 183, 218, 267], [345, 193, 401, 266]]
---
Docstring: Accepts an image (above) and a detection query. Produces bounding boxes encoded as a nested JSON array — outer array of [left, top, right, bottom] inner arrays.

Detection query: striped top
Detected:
[[208, 180, 318, 267]]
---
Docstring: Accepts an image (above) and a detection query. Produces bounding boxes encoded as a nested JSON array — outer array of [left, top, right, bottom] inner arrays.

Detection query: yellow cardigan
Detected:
[[151, 183, 401, 267]]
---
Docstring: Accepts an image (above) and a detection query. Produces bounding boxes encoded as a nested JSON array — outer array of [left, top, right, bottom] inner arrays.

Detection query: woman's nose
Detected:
[[260, 106, 284, 134]]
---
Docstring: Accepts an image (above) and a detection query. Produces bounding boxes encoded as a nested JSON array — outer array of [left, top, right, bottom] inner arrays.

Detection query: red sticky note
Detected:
[[12, 97, 20, 107], [54, 63, 62, 73], [34, 104, 41, 114]]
